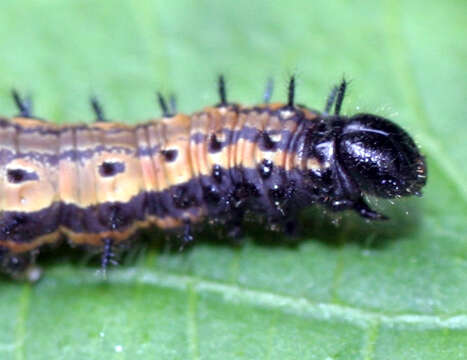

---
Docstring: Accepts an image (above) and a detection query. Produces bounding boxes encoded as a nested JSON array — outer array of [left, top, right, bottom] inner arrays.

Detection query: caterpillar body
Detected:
[[0, 77, 427, 274]]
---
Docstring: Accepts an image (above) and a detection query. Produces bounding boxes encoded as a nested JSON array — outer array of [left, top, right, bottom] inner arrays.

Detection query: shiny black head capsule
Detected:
[[310, 79, 427, 219], [337, 113, 427, 199]]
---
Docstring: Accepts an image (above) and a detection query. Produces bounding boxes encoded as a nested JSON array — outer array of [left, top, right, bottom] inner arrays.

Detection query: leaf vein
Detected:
[[91, 269, 467, 330], [187, 282, 200, 360], [14, 284, 31, 360]]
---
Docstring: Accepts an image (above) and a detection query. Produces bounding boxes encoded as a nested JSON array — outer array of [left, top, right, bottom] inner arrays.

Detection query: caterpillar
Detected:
[[0, 76, 427, 275]]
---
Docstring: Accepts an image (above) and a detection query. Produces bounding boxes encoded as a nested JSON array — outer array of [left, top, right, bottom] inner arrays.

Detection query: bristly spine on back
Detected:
[[0, 74, 427, 276]]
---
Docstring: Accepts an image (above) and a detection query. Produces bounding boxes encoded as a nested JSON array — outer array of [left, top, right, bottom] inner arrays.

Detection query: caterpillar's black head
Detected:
[[302, 78, 427, 219], [337, 113, 427, 199]]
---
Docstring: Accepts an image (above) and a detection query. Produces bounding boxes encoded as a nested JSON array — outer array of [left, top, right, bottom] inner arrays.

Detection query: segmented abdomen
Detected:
[[0, 104, 321, 255]]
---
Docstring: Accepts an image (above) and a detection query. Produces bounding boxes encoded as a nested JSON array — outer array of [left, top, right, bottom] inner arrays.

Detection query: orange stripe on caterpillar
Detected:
[[0, 77, 427, 276]]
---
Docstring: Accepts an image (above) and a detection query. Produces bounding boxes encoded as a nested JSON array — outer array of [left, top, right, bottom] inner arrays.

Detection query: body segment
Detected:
[[0, 78, 427, 274], [0, 104, 321, 255]]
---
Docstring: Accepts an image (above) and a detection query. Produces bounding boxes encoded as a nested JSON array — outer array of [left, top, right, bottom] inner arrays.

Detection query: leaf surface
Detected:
[[0, 0, 465, 359]]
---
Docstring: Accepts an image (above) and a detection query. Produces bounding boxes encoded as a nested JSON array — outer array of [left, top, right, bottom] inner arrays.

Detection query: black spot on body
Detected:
[[161, 149, 178, 162], [212, 165, 223, 183], [261, 132, 276, 150], [208, 134, 222, 153], [99, 161, 125, 177], [269, 184, 285, 200], [7, 169, 39, 183], [258, 159, 273, 179], [203, 185, 221, 204]]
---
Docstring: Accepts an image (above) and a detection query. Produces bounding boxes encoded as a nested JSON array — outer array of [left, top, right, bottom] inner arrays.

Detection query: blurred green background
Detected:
[[0, 0, 466, 359]]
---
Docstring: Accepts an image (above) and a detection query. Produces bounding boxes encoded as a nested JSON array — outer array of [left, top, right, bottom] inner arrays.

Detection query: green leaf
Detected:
[[0, 0, 466, 359]]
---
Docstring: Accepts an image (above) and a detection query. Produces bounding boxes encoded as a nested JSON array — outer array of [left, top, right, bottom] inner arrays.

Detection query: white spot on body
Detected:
[[280, 109, 293, 118], [269, 133, 281, 143], [218, 107, 228, 115]]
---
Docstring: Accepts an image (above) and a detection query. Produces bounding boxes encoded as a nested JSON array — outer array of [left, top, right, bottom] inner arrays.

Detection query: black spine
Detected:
[[11, 90, 33, 118], [218, 75, 227, 106], [90, 96, 106, 122], [334, 78, 347, 115], [157, 92, 171, 117], [287, 75, 295, 108]]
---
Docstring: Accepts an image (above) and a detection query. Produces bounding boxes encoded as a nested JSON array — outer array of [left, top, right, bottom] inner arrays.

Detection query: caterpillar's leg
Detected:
[[101, 238, 118, 277], [225, 207, 246, 244], [179, 220, 194, 251], [352, 197, 388, 220]]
